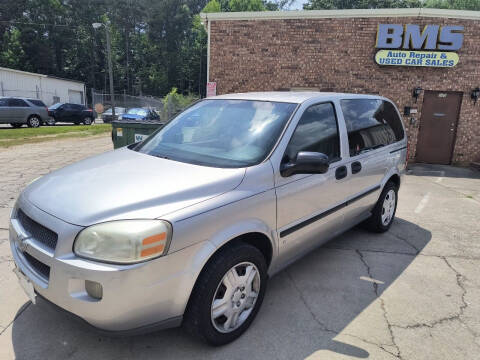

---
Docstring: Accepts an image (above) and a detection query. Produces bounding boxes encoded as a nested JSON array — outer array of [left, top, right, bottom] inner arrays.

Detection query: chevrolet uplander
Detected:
[[10, 92, 407, 345]]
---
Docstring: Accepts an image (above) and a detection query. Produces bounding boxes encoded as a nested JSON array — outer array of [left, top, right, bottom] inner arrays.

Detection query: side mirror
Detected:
[[280, 151, 330, 177]]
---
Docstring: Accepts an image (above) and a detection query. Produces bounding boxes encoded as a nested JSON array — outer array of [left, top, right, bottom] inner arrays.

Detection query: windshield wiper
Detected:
[[153, 154, 170, 160]]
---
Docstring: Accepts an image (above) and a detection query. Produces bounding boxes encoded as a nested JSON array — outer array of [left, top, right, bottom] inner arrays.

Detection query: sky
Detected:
[[289, 0, 309, 10]]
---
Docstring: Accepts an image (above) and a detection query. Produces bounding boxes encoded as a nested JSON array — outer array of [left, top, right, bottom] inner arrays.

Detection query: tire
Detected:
[[27, 115, 41, 128], [83, 117, 93, 125], [362, 181, 398, 233], [10, 123, 22, 128], [184, 242, 268, 346], [44, 118, 56, 126]]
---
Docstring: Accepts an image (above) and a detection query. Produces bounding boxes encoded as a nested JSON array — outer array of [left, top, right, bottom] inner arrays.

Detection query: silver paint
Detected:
[[10, 92, 407, 332]]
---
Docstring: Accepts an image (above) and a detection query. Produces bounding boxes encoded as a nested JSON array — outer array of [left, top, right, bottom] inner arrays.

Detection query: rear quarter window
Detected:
[[29, 100, 46, 107], [340, 99, 404, 156]]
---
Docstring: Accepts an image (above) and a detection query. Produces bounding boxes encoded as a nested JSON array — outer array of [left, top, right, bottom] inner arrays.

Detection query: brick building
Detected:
[[201, 8, 480, 165]]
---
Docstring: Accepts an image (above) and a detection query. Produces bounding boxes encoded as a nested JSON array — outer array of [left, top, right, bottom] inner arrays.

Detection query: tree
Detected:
[[203, 0, 222, 12], [229, 0, 266, 11], [424, 0, 480, 10]]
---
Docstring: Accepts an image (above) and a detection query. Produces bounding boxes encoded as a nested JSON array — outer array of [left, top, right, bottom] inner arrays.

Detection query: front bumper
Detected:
[[9, 197, 209, 332]]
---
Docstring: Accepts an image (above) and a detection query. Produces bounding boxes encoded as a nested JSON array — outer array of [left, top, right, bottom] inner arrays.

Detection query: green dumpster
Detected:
[[111, 119, 165, 149]]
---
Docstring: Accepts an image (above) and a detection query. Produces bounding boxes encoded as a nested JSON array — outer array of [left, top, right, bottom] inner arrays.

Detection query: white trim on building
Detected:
[[200, 8, 480, 22]]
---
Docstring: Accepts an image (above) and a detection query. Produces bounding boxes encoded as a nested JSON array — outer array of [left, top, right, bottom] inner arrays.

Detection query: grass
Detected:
[[0, 124, 111, 148]]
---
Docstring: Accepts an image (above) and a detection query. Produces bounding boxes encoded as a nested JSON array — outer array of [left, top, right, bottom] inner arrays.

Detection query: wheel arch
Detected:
[[386, 173, 401, 189], [27, 113, 42, 120], [183, 230, 273, 321]]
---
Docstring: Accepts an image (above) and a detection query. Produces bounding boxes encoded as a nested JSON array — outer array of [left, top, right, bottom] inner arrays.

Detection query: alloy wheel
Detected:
[[29, 116, 40, 128], [211, 262, 261, 334], [381, 189, 396, 226]]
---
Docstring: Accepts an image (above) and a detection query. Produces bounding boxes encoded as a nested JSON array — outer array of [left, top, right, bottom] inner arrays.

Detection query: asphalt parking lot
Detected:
[[0, 135, 479, 360]]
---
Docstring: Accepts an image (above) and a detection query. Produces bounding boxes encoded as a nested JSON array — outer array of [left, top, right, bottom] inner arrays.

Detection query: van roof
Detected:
[[211, 91, 387, 104]]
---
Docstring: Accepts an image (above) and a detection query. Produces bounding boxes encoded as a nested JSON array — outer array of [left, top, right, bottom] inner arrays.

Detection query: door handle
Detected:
[[351, 161, 362, 174], [335, 166, 347, 180]]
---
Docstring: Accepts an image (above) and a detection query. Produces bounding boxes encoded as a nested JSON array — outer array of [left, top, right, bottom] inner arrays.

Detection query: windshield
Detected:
[[127, 108, 148, 116], [104, 107, 125, 115], [135, 99, 297, 168], [49, 103, 63, 109]]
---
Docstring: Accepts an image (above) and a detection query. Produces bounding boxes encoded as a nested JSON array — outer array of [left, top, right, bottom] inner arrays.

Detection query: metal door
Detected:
[[416, 91, 462, 164], [273, 102, 350, 265]]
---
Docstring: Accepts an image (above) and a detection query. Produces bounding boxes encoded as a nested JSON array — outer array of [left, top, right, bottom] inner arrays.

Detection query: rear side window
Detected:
[[340, 99, 404, 156], [29, 100, 46, 107], [0, 98, 7, 107], [8, 99, 29, 107], [284, 102, 340, 162]]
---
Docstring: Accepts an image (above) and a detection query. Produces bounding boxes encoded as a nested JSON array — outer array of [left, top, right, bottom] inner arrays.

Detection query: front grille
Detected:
[[23, 252, 50, 280], [17, 209, 58, 250]]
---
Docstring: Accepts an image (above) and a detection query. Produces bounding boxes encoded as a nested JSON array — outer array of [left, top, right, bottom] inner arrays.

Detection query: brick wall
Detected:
[[208, 17, 480, 164]]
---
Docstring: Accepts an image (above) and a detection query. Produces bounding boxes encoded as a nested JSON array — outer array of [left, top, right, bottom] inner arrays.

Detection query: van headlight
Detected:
[[74, 220, 172, 264]]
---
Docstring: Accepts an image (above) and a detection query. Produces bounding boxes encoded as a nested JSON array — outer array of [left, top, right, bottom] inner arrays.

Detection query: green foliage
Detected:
[[0, 0, 210, 99], [163, 87, 198, 118], [0, 124, 112, 148], [229, 0, 266, 11], [203, 0, 222, 12], [424, 0, 480, 10], [0, 28, 25, 69]]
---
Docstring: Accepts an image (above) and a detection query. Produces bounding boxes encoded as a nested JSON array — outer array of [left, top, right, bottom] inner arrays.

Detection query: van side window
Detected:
[[284, 102, 340, 162], [340, 99, 404, 156]]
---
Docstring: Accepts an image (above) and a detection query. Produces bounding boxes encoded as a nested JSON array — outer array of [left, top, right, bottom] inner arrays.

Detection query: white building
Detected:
[[0, 67, 86, 106]]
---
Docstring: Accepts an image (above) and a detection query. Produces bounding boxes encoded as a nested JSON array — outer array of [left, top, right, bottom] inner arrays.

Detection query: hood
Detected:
[[23, 148, 245, 226], [121, 114, 146, 120]]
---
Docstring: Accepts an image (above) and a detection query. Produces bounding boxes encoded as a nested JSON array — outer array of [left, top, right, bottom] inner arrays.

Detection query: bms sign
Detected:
[[375, 24, 464, 68]]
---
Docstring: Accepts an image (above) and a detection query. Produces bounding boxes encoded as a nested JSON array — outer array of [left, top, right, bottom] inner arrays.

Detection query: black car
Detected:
[[48, 103, 95, 125]]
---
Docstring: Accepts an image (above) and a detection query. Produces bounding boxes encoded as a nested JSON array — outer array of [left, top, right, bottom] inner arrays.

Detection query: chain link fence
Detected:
[[92, 90, 193, 122]]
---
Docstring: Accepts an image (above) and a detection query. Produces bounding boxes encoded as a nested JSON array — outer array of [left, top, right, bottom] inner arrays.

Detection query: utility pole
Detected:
[[93, 22, 115, 120]]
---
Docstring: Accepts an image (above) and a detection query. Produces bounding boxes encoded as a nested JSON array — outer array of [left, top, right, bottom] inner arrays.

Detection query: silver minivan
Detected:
[[9, 92, 407, 345]]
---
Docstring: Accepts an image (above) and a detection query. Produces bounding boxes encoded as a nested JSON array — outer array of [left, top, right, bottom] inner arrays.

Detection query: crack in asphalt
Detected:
[[389, 232, 420, 254], [285, 269, 337, 335], [390, 257, 479, 342], [0, 301, 31, 337], [325, 245, 480, 261], [326, 245, 480, 345], [325, 245, 416, 257], [355, 250, 403, 359], [286, 268, 401, 358]]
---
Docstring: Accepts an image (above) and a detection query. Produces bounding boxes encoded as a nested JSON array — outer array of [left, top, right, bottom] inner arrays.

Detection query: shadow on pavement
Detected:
[[11, 218, 431, 360], [408, 163, 480, 179]]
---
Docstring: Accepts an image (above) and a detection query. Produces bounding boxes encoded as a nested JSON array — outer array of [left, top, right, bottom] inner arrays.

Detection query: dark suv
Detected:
[[48, 103, 95, 125], [0, 97, 49, 128]]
